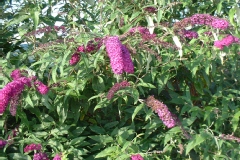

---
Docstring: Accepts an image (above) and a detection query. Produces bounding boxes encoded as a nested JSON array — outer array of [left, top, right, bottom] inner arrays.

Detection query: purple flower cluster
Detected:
[[146, 96, 177, 128], [34, 80, 49, 95], [190, 14, 229, 29], [131, 154, 144, 160], [174, 14, 229, 31], [33, 152, 49, 160], [0, 77, 31, 115], [129, 27, 156, 40], [214, 35, 239, 50], [0, 140, 7, 148], [69, 53, 81, 65], [53, 154, 62, 160], [144, 6, 157, 13], [105, 36, 134, 74], [69, 38, 103, 66], [24, 143, 42, 152], [182, 30, 198, 39], [107, 80, 130, 100]]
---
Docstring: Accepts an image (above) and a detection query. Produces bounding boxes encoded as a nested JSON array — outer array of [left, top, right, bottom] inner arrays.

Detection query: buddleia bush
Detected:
[[0, 0, 240, 159]]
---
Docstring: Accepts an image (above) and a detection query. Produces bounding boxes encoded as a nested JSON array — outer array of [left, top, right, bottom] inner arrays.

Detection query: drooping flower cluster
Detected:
[[174, 14, 229, 30], [25, 26, 66, 37], [0, 69, 49, 115], [0, 140, 7, 148], [34, 80, 49, 95], [129, 27, 156, 40], [214, 35, 239, 50], [105, 36, 134, 74], [131, 154, 144, 160], [53, 153, 62, 160], [0, 77, 31, 115], [33, 152, 49, 160], [24, 143, 42, 152], [107, 80, 130, 100], [182, 30, 198, 39], [144, 6, 157, 13], [146, 96, 177, 128], [69, 38, 103, 65], [219, 134, 240, 143]]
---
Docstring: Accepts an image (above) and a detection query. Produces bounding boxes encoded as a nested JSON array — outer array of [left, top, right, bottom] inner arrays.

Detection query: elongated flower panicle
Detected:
[[107, 80, 130, 100], [146, 96, 177, 128], [69, 53, 80, 65], [131, 154, 144, 160], [105, 36, 125, 74], [121, 44, 134, 73], [0, 140, 7, 148], [10, 69, 24, 80], [214, 35, 239, 50], [144, 6, 157, 13], [174, 14, 229, 30], [0, 77, 32, 115], [24, 143, 42, 152], [129, 27, 156, 40], [53, 154, 62, 160], [33, 152, 49, 160], [34, 80, 49, 95]]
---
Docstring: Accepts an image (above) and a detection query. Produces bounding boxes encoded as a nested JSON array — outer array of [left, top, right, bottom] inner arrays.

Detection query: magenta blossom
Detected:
[[0, 140, 7, 148], [69, 53, 80, 65], [34, 80, 49, 95], [24, 143, 42, 152], [107, 80, 130, 100], [131, 154, 144, 160], [53, 153, 62, 160], [33, 152, 49, 160], [214, 35, 239, 50], [105, 36, 125, 74], [146, 96, 177, 128]]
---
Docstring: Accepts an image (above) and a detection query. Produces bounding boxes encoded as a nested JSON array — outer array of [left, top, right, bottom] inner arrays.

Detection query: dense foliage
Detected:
[[1, 0, 240, 159]]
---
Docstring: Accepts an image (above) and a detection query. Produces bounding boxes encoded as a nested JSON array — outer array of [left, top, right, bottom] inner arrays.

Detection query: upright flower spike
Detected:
[[105, 36, 125, 74], [146, 96, 177, 128]]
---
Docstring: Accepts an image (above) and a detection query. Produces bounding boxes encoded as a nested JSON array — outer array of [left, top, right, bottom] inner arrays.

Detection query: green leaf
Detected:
[[229, 8, 236, 27], [25, 94, 34, 107], [57, 102, 68, 124], [88, 135, 113, 145], [137, 82, 156, 88], [132, 103, 144, 121], [32, 10, 40, 30], [6, 14, 30, 27], [89, 125, 106, 134], [157, 10, 163, 23], [92, 76, 105, 92], [69, 137, 87, 146], [86, 0, 95, 5], [146, 53, 152, 72], [186, 134, 206, 154], [7, 153, 31, 160], [94, 98, 110, 111], [95, 146, 119, 158], [130, 11, 141, 21], [232, 111, 240, 132]]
